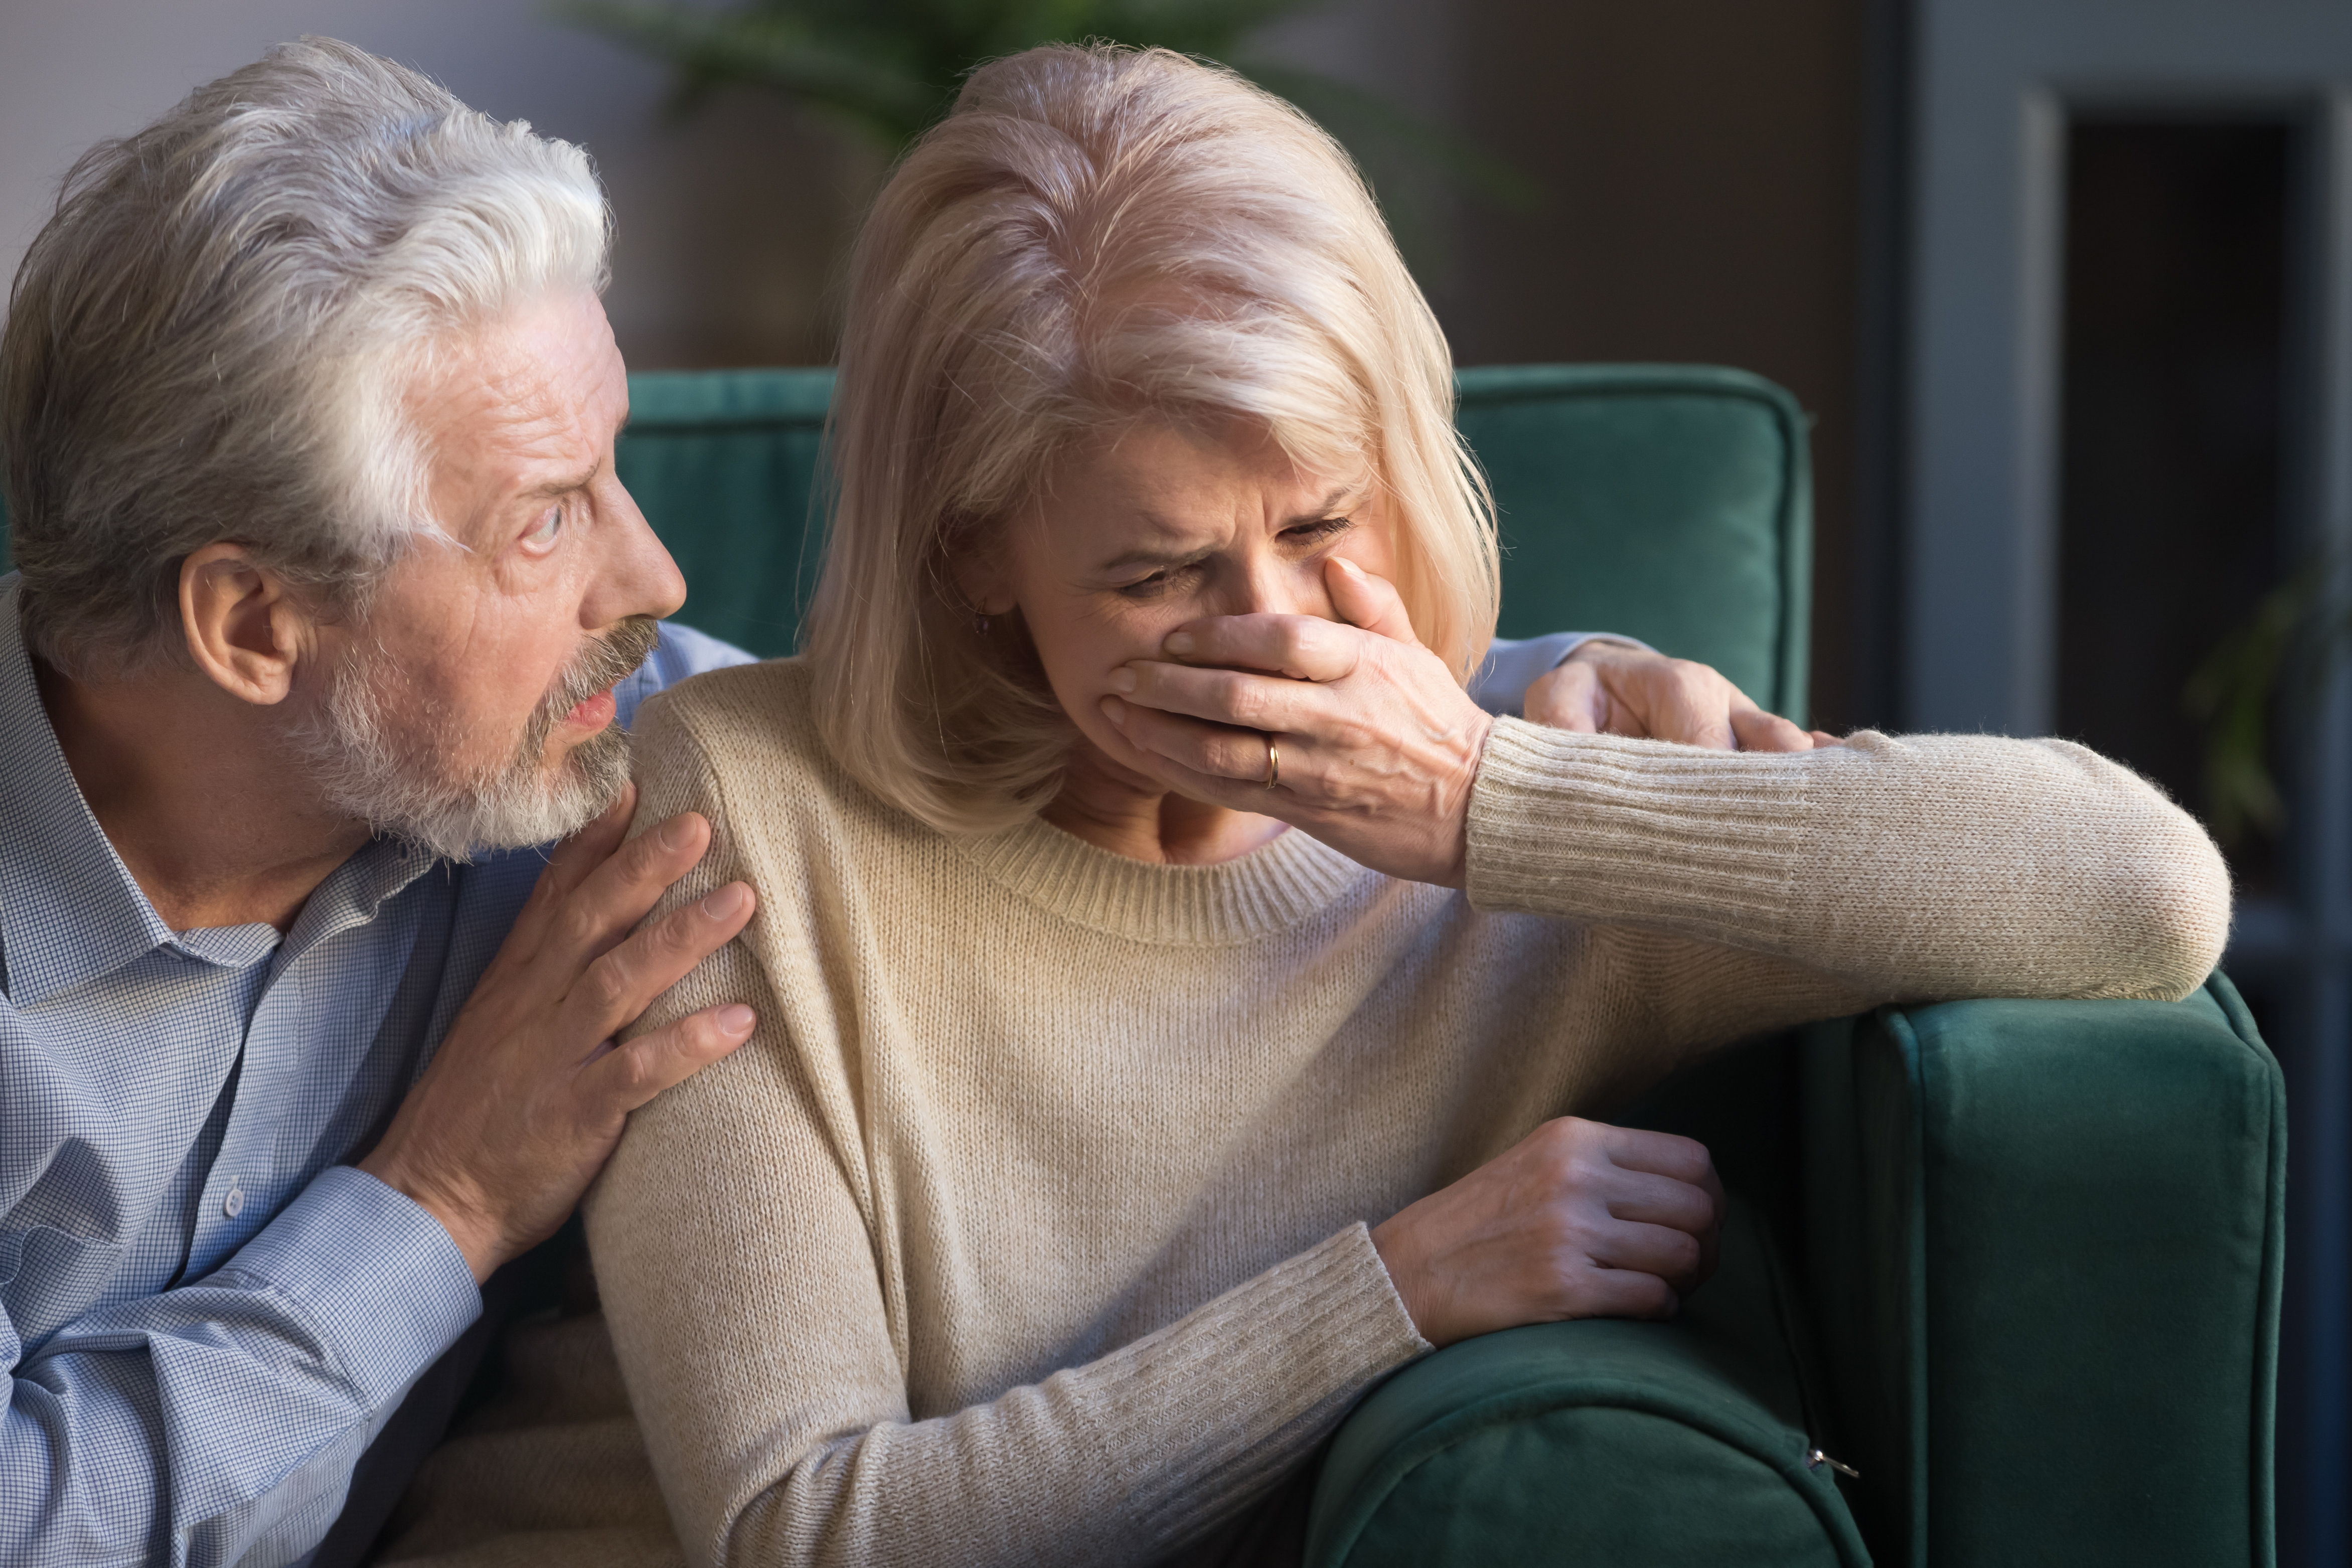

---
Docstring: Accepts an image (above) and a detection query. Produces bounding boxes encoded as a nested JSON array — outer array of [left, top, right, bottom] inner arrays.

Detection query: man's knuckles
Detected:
[[593, 1038, 665, 1105], [550, 895, 621, 958], [573, 950, 639, 1019]]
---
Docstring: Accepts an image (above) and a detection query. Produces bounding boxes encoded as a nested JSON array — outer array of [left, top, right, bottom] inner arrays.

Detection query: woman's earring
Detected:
[[975, 612, 991, 635]]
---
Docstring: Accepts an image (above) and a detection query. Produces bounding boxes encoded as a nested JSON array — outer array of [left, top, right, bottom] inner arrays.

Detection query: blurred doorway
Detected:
[[1889, 5, 2352, 1564]]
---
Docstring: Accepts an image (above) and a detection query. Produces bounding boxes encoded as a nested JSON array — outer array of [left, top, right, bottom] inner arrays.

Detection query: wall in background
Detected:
[[1433, 0, 1867, 728], [0, 0, 1868, 721], [0, 0, 871, 368]]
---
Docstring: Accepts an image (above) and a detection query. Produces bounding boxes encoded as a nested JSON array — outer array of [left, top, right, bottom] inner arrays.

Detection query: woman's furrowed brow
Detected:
[[1096, 541, 1199, 575], [1091, 485, 1361, 575], [1284, 484, 1363, 526]]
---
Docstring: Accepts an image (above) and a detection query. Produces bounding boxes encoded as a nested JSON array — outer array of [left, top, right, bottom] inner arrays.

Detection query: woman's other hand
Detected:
[[1526, 642, 1840, 751], [1100, 556, 1494, 885], [1370, 1118, 1727, 1347]]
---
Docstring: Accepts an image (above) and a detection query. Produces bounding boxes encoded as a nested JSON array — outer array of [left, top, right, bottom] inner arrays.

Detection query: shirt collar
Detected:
[[0, 576, 441, 1006], [0, 577, 180, 1007]]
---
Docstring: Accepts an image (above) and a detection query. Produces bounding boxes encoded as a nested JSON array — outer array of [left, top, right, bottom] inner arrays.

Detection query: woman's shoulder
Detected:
[[636, 654, 820, 759], [630, 656, 850, 826]]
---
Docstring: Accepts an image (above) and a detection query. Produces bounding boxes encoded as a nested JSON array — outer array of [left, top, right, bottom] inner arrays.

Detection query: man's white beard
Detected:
[[290, 618, 657, 862]]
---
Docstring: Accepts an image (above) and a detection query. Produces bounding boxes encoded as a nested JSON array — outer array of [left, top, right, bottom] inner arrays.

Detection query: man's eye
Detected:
[[526, 504, 564, 546]]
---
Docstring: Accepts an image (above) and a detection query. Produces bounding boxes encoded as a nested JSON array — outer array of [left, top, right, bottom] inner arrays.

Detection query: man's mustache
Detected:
[[535, 615, 662, 739]]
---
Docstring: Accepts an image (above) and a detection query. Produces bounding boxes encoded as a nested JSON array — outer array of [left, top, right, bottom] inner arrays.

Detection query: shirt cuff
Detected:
[[1468, 632, 1658, 718], [1550, 632, 1653, 666], [207, 1166, 482, 1409]]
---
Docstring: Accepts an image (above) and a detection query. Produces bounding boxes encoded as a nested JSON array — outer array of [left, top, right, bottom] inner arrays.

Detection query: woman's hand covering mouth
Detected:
[[1098, 555, 1494, 888]]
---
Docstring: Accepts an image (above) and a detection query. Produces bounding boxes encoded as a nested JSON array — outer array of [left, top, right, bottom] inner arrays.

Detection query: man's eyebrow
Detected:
[[515, 460, 602, 501]]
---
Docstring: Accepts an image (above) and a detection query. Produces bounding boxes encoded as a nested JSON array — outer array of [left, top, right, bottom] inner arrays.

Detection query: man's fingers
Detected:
[[1728, 706, 1816, 752], [1159, 613, 1361, 683], [582, 1002, 759, 1114], [514, 783, 641, 935], [568, 880, 756, 1038], [1654, 677, 1735, 749], [1325, 557, 1421, 645], [552, 811, 716, 964], [1524, 662, 1602, 732]]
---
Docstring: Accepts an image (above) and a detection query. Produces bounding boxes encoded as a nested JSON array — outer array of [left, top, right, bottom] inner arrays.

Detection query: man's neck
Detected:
[[33, 656, 371, 933], [1042, 741, 1288, 866]]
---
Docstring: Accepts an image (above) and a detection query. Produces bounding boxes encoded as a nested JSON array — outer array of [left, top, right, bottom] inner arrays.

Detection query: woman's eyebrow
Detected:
[[1094, 485, 1363, 575], [1284, 484, 1362, 526]]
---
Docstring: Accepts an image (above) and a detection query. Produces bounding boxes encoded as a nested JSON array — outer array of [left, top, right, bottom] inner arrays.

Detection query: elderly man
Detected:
[[0, 37, 1818, 1568], [0, 38, 766, 1566]]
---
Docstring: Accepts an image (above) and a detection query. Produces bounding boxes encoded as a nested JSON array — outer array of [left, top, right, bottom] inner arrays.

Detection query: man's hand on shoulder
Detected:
[[1524, 640, 1840, 752], [360, 785, 757, 1282]]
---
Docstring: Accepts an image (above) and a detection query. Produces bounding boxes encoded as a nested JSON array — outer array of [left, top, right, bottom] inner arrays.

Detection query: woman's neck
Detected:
[[1043, 741, 1288, 865]]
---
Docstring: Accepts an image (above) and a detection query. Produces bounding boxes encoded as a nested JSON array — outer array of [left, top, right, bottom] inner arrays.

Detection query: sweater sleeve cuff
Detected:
[[1465, 717, 1807, 941], [1120, 1222, 1429, 1540], [1276, 1222, 1433, 1370], [206, 1166, 482, 1408]]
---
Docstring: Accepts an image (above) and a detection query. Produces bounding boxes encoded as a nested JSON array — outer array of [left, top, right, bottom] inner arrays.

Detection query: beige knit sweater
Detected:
[[377, 656, 2228, 1568]]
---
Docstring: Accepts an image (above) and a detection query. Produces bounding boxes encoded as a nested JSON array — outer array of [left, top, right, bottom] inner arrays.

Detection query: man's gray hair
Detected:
[[1, 37, 610, 676]]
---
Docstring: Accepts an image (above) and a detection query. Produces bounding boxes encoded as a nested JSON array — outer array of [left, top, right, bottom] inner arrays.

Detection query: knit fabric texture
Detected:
[[382, 656, 2229, 1568]]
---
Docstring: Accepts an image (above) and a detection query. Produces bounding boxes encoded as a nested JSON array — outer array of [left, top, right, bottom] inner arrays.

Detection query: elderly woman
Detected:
[[399, 42, 2228, 1568]]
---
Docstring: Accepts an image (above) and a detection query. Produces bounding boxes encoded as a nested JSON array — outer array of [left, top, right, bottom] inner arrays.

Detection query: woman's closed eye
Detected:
[[1111, 518, 1352, 599], [1116, 560, 1203, 601], [1283, 516, 1354, 549]]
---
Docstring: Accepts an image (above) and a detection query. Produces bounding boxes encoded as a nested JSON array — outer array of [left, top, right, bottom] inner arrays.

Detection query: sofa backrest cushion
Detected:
[[0, 363, 1812, 720]]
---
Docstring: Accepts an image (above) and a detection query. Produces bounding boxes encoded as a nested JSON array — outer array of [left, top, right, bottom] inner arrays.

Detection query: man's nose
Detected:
[[584, 476, 688, 628]]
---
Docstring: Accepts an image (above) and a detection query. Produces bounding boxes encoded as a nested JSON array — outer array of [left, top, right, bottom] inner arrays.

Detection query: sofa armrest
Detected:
[[1796, 976, 2285, 1568], [1302, 1190, 1868, 1568]]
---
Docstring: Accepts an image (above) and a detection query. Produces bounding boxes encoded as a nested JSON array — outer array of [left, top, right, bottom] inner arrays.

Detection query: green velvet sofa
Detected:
[[606, 362, 2280, 1567], [1, 367, 2274, 1564]]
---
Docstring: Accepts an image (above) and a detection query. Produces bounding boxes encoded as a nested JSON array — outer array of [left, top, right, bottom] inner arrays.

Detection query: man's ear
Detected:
[[179, 544, 313, 706]]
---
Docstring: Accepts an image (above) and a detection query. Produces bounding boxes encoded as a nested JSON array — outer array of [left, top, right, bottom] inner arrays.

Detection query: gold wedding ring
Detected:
[[1264, 735, 1281, 790]]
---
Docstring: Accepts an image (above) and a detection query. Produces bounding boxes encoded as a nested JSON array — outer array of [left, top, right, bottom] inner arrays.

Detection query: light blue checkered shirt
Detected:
[[0, 576, 750, 1568]]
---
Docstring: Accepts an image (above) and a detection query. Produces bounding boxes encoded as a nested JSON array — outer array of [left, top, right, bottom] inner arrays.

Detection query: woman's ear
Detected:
[[947, 532, 1017, 618], [179, 543, 313, 706]]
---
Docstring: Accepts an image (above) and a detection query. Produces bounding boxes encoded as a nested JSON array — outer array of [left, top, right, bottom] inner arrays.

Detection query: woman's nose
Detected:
[[1223, 554, 1334, 620]]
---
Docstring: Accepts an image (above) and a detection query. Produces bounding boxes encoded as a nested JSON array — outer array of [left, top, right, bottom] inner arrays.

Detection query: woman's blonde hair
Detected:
[[805, 43, 1498, 835]]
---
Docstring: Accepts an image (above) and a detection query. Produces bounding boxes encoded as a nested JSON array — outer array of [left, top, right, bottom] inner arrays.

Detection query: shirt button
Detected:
[[222, 1185, 246, 1219]]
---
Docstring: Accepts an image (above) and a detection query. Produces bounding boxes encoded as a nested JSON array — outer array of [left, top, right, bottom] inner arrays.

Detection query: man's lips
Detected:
[[563, 687, 618, 732]]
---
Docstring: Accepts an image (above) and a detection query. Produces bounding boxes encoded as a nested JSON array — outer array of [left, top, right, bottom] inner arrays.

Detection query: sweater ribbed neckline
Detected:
[[955, 813, 1375, 947]]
